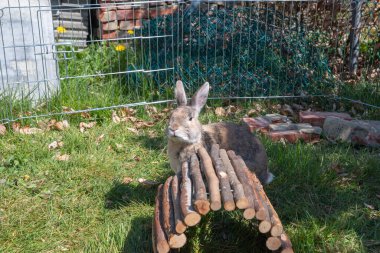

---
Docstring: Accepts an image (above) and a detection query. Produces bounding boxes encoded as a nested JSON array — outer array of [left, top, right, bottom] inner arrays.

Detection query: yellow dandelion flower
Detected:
[[127, 30, 134, 35], [23, 175, 30, 181], [56, 26, 66, 33], [115, 44, 126, 51]]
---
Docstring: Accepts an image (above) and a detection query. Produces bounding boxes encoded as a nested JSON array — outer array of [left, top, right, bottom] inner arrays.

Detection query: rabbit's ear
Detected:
[[175, 80, 187, 106], [191, 82, 209, 112]]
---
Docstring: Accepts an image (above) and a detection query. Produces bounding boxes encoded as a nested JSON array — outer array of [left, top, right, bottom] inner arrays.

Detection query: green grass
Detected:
[[0, 106, 379, 253]]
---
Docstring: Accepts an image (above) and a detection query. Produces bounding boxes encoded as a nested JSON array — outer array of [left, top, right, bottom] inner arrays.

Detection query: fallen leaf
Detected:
[[48, 141, 64, 150], [115, 143, 123, 149], [112, 111, 121, 124], [122, 177, 133, 184], [95, 134, 105, 144], [134, 156, 141, 162], [62, 106, 74, 112], [226, 105, 240, 115], [126, 127, 139, 134], [12, 123, 43, 135], [119, 107, 136, 117], [145, 105, 158, 114], [162, 107, 171, 113], [364, 203, 375, 210], [54, 153, 70, 161], [137, 178, 159, 187], [247, 109, 258, 117], [81, 112, 91, 119], [0, 124, 6, 135], [79, 122, 96, 133], [23, 175, 30, 181], [215, 107, 226, 116], [329, 163, 345, 174], [134, 121, 155, 129], [147, 130, 157, 138]]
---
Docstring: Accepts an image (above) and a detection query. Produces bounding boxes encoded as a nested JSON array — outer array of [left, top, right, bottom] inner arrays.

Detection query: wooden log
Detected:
[[266, 236, 281, 251], [162, 176, 187, 249], [210, 144, 235, 211], [280, 233, 294, 253], [153, 185, 170, 253], [238, 158, 269, 221], [219, 149, 249, 209], [190, 153, 210, 215], [265, 195, 284, 237], [233, 155, 272, 233], [180, 161, 201, 226], [198, 147, 222, 211], [171, 175, 187, 234], [227, 150, 255, 219], [245, 165, 283, 236]]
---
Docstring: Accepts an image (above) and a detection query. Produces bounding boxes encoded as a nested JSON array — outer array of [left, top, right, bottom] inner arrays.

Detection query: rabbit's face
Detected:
[[167, 80, 209, 144], [167, 106, 202, 144]]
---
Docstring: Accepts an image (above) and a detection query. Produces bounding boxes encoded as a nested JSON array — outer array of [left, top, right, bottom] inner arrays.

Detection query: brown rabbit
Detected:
[[167, 80, 274, 184]]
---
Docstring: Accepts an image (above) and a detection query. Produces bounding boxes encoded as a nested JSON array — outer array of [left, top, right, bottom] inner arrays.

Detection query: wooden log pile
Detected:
[[152, 144, 293, 253]]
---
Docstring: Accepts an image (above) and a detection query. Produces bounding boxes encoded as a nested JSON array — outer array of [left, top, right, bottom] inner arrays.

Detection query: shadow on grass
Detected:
[[122, 216, 153, 253]]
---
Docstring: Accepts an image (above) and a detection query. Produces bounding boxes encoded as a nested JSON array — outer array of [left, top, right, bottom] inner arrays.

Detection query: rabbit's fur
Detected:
[[167, 81, 274, 184]]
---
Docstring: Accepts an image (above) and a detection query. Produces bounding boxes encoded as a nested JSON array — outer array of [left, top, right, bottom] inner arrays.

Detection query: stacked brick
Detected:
[[98, 1, 179, 40], [243, 113, 323, 143]]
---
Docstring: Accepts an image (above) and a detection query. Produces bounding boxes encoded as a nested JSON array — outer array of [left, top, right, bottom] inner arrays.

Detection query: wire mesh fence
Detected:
[[0, 0, 379, 124]]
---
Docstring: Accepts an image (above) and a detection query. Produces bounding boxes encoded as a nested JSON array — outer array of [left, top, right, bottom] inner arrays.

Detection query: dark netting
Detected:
[[141, 3, 334, 97]]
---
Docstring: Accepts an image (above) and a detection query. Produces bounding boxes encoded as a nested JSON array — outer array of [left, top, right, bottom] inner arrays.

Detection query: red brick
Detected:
[[116, 9, 148, 20], [102, 20, 118, 31], [119, 20, 134, 30], [101, 31, 118, 39], [100, 3, 117, 12], [266, 130, 320, 143], [243, 117, 270, 132], [99, 10, 117, 22], [149, 6, 178, 18], [117, 5, 134, 10], [299, 111, 352, 127]]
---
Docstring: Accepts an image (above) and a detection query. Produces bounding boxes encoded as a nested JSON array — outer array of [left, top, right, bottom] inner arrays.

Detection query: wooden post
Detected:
[[198, 147, 222, 211], [190, 153, 210, 215], [349, 0, 363, 76], [171, 175, 187, 234], [210, 144, 235, 211], [162, 177, 187, 248], [180, 161, 201, 226], [219, 149, 249, 209], [227, 150, 256, 219], [152, 185, 170, 253]]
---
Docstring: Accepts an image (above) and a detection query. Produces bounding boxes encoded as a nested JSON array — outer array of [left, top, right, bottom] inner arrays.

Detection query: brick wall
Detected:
[[98, 1, 179, 39]]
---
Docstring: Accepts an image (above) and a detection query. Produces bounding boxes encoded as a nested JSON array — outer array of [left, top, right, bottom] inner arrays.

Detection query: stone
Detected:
[[299, 111, 352, 127], [263, 114, 288, 124], [323, 117, 380, 147]]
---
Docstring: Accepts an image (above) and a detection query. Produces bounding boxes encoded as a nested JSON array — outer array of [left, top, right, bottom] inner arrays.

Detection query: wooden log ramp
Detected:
[[152, 145, 293, 253]]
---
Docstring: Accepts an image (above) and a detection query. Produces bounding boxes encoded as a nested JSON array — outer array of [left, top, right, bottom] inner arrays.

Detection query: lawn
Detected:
[[0, 103, 379, 253]]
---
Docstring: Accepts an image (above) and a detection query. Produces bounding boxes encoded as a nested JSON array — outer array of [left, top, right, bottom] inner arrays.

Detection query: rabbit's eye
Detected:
[[189, 117, 193, 121]]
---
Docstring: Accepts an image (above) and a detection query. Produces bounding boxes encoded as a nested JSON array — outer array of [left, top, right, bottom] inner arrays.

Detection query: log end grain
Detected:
[[259, 220, 272, 234], [175, 221, 187, 234], [194, 199, 211, 215], [266, 237, 282, 251], [224, 200, 236, 211], [271, 224, 284, 237], [183, 212, 201, 227], [243, 207, 256, 220], [236, 198, 249, 209], [255, 208, 268, 221], [168, 233, 187, 249], [210, 201, 222, 211]]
